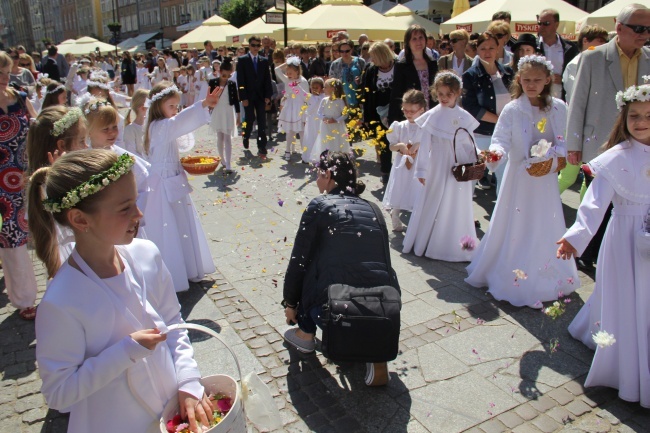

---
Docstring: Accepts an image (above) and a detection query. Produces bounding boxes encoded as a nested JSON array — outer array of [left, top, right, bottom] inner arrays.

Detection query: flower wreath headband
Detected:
[[51, 108, 84, 137], [145, 85, 180, 107], [517, 55, 554, 74], [42, 154, 135, 213], [435, 71, 463, 89], [45, 84, 66, 95], [87, 80, 112, 91], [84, 99, 111, 115], [615, 76, 650, 111]]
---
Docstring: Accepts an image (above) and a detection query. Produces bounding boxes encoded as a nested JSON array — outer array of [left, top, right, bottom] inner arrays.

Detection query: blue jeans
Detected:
[[297, 304, 323, 334]]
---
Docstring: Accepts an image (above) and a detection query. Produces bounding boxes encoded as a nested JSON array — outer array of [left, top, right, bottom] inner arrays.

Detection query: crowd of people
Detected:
[[0, 2, 649, 431]]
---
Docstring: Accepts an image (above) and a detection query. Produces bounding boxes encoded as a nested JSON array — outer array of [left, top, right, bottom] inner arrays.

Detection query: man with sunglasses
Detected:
[[536, 9, 579, 101], [236, 35, 273, 157], [566, 4, 649, 271]]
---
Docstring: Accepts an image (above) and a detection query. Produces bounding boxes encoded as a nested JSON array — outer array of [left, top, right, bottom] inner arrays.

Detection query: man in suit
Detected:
[[236, 35, 273, 157], [536, 8, 579, 100]]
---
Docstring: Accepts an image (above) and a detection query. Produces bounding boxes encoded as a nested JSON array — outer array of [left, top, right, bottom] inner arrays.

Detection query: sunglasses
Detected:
[[339, 49, 352, 54], [623, 23, 650, 34], [537, 21, 553, 26], [249, 43, 261, 48], [494, 33, 508, 39]]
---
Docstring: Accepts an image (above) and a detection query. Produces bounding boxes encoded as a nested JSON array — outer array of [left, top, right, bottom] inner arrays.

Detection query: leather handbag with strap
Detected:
[[320, 202, 401, 363]]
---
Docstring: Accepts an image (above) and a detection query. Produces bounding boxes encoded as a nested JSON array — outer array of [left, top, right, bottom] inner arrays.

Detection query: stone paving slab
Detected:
[[2, 123, 650, 432]]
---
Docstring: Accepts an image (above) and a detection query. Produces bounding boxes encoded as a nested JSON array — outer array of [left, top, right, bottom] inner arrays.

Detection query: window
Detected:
[[154, 10, 159, 24], [171, 6, 177, 25], [163, 8, 169, 27], [131, 14, 137, 31]]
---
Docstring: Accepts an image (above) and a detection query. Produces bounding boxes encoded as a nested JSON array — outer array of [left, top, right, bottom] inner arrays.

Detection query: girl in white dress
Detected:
[[28, 149, 213, 433], [557, 92, 650, 408], [275, 57, 310, 161], [302, 78, 325, 163], [123, 89, 148, 157], [309, 78, 349, 160], [185, 65, 197, 107], [150, 57, 171, 86], [402, 73, 480, 261], [382, 89, 425, 232], [209, 58, 239, 173], [142, 82, 222, 292], [176, 67, 188, 109], [465, 55, 579, 307], [135, 61, 151, 91]]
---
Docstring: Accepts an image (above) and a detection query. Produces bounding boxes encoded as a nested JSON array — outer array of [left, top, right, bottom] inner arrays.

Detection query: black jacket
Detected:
[[236, 53, 273, 102], [537, 35, 579, 100], [388, 57, 437, 123], [361, 62, 393, 124], [42, 57, 60, 82], [226, 80, 240, 113], [462, 61, 514, 136], [283, 189, 400, 312]]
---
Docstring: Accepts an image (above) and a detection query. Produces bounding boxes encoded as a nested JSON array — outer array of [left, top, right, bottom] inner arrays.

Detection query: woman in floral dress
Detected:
[[0, 51, 38, 319]]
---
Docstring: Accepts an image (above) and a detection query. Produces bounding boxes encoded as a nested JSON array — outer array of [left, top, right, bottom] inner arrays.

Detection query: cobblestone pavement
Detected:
[[1, 123, 649, 433]]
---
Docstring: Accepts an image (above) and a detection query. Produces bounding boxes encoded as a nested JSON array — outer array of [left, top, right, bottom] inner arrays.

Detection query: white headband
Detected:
[[517, 55, 554, 73], [286, 56, 301, 67], [45, 84, 66, 95], [87, 80, 112, 91], [150, 85, 180, 103]]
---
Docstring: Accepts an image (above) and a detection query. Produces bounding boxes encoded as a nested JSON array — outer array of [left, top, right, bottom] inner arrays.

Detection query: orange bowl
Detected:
[[180, 156, 221, 175]]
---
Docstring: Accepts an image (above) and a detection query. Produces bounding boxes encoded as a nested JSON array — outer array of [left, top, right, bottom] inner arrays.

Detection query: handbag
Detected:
[[451, 127, 485, 182], [320, 202, 401, 363]]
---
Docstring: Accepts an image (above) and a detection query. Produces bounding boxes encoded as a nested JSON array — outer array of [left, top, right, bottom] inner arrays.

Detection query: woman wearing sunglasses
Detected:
[[486, 20, 512, 65], [438, 29, 473, 75], [8, 49, 35, 95]]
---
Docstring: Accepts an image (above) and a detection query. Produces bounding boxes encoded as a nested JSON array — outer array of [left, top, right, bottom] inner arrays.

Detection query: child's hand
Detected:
[[418, 178, 425, 185], [179, 391, 214, 433], [556, 238, 577, 260], [47, 150, 65, 165], [203, 86, 224, 108], [130, 328, 166, 350], [409, 143, 420, 155], [394, 143, 408, 154]]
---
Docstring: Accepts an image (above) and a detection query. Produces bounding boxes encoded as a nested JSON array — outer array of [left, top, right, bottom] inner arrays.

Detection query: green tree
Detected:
[[220, 0, 266, 28], [290, 0, 321, 13]]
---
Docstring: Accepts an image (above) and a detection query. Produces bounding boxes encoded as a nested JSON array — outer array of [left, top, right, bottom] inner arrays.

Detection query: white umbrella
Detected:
[[576, 0, 650, 33], [402, 0, 455, 16], [60, 37, 120, 56], [369, 0, 398, 14]]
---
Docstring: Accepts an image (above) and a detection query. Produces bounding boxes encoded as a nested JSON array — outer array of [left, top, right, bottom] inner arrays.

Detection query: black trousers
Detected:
[[243, 98, 268, 154]]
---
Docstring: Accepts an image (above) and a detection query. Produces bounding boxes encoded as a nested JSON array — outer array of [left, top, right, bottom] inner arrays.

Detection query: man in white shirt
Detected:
[[536, 8, 579, 100]]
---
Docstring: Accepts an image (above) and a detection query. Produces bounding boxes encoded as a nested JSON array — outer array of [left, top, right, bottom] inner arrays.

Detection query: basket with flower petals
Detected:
[[181, 156, 221, 175], [525, 139, 566, 177]]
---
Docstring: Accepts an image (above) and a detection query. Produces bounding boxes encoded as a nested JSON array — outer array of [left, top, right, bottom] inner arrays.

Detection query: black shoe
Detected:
[[477, 177, 491, 190], [243, 139, 249, 150], [474, 220, 481, 228], [381, 174, 389, 185], [576, 258, 595, 272]]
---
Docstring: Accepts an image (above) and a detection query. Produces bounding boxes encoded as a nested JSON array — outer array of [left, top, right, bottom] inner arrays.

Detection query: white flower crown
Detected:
[[43, 154, 135, 213], [84, 99, 111, 115], [150, 84, 180, 103], [517, 55, 554, 73], [286, 56, 301, 67], [615, 77, 650, 111], [87, 80, 112, 91], [45, 84, 66, 95], [51, 108, 84, 137], [435, 71, 463, 89]]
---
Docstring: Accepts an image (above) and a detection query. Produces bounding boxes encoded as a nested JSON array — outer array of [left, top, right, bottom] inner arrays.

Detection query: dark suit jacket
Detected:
[[537, 35, 579, 99], [236, 53, 272, 102], [42, 57, 61, 82], [388, 57, 438, 123]]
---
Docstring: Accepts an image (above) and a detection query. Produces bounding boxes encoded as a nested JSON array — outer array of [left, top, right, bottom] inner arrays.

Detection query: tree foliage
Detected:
[[220, 0, 266, 28]]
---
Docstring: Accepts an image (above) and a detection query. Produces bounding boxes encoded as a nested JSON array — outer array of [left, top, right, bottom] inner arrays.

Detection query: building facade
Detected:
[[62, 0, 80, 40]]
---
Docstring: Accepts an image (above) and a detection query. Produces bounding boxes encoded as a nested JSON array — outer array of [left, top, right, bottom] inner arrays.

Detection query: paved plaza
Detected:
[[1, 123, 649, 433]]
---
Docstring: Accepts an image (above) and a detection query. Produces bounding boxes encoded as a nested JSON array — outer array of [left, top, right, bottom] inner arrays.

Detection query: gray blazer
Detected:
[[566, 38, 650, 162]]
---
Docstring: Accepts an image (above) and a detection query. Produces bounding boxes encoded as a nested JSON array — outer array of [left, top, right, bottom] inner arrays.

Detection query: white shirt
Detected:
[[541, 35, 564, 98], [452, 54, 465, 75]]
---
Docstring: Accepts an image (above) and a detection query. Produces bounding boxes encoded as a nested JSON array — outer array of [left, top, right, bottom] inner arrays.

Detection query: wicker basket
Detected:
[[526, 156, 567, 177], [181, 156, 221, 175], [451, 128, 485, 182]]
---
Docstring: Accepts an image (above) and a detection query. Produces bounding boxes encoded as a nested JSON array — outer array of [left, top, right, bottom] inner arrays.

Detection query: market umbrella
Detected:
[[226, 4, 302, 45], [451, 0, 470, 18], [59, 37, 120, 56], [384, 5, 440, 37], [369, 0, 398, 14], [172, 14, 238, 50], [270, 0, 411, 43], [440, 0, 587, 40], [576, 0, 650, 33]]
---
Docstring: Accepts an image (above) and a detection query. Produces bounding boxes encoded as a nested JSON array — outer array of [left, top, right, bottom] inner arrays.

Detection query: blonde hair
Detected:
[[449, 29, 470, 42], [28, 149, 120, 277], [510, 61, 553, 111], [487, 20, 511, 38], [325, 78, 345, 100], [125, 89, 148, 126], [27, 106, 86, 174], [0, 52, 17, 98], [143, 81, 181, 155], [84, 97, 119, 138], [368, 42, 396, 69]]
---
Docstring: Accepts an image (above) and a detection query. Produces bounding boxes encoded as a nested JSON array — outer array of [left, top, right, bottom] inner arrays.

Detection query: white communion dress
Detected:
[[309, 97, 349, 160], [381, 119, 422, 212]]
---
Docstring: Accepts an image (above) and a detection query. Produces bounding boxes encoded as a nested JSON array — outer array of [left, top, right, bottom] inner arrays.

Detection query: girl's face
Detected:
[[157, 59, 165, 68], [477, 39, 498, 63], [518, 67, 551, 101], [57, 92, 67, 105], [627, 101, 650, 145], [61, 122, 89, 152], [435, 85, 459, 108], [518, 45, 536, 57], [161, 94, 181, 118], [286, 65, 300, 80], [408, 31, 427, 55], [82, 173, 142, 246], [219, 69, 231, 81], [324, 84, 333, 96], [311, 82, 323, 95], [89, 121, 119, 149], [402, 103, 424, 122]]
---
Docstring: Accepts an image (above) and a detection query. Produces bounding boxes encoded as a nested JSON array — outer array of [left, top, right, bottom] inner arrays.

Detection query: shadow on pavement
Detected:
[[285, 348, 412, 433]]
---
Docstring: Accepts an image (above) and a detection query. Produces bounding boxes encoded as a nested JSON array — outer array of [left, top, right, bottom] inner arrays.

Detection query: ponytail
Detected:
[[27, 168, 61, 277], [124, 107, 133, 126]]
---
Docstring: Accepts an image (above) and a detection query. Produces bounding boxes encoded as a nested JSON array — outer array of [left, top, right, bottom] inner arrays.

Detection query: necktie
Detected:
[[253, 56, 258, 73]]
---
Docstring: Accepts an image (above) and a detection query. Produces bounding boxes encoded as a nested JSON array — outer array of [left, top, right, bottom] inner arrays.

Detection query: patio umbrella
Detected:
[[576, 0, 650, 33], [172, 14, 238, 50], [59, 37, 120, 56], [384, 5, 440, 37], [369, 0, 398, 14]]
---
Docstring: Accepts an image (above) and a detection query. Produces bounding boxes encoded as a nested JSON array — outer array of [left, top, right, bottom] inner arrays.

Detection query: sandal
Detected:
[[19, 306, 37, 321]]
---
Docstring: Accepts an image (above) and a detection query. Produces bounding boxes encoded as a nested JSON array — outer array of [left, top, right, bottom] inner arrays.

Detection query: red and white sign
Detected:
[[515, 23, 540, 33], [456, 24, 472, 32], [180, 43, 188, 49], [326, 29, 346, 39], [233, 36, 240, 43]]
